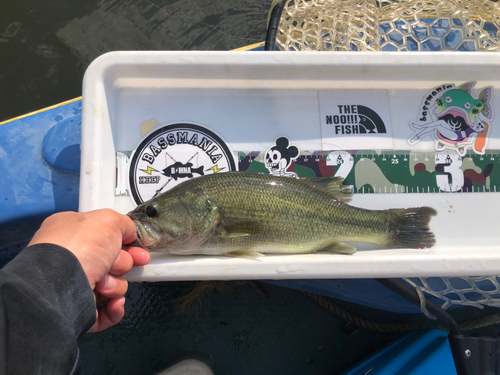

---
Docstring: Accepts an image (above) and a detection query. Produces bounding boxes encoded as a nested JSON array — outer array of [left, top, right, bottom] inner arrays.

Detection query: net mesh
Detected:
[[270, 0, 500, 51], [405, 276, 500, 309]]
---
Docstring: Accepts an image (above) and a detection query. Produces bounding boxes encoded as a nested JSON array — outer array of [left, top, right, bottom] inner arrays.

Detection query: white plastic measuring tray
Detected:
[[81, 51, 500, 282]]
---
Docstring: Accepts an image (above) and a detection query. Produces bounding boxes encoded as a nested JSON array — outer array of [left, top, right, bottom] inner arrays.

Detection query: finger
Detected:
[[88, 297, 126, 333], [110, 250, 134, 276], [125, 247, 151, 266], [95, 274, 128, 299], [94, 291, 109, 305], [93, 209, 138, 245], [118, 214, 138, 245]]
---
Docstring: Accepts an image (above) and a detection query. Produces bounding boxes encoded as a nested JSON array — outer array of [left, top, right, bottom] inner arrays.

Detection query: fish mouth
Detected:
[[133, 220, 161, 248], [436, 107, 475, 127]]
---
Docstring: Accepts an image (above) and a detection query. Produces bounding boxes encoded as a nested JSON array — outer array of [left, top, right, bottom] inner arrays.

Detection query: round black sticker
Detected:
[[129, 123, 237, 204]]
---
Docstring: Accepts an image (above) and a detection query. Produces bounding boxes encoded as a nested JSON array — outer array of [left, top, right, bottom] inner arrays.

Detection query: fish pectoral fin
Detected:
[[316, 242, 356, 255], [301, 177, 353, 202], [225, 249, 264, 259], [219, 221, 261, 238]]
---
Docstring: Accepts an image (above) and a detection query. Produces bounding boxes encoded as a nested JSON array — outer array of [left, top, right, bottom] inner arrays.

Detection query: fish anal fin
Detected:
[[316, 242, 356, 255], [219, 221, 261, 238], [226, 249, 264, 259], [301, 177, 353, 202]]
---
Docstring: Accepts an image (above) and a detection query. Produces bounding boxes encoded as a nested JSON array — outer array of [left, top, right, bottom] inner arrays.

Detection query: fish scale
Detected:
[[190, 174, 357, 254], [127, 172, 437, 256]]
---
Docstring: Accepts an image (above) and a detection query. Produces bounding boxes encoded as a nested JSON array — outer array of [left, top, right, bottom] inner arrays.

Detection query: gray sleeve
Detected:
[[0, 243, 96, 374]]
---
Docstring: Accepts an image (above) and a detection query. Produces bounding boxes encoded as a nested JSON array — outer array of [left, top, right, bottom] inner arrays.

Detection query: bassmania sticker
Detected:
[[129, 123, 237, 204], [408, 81, 493, 156]]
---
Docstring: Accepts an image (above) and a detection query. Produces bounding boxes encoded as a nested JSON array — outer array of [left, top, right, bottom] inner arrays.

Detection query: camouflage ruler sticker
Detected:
[[117, 148, 499, 197], [116, 129, 499, 197], [238, 149, 500, 194], [319, 90, 394, 150]]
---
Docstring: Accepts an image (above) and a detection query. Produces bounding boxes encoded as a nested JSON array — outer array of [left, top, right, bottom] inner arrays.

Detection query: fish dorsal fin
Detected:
[[458, 81, 475, 94], [219, 221, 262, 238], [301, 177, 353, 202]]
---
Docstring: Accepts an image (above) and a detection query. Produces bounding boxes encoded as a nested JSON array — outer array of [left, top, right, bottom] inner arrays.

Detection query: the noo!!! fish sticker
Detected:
[[409, 82, 493, 156]]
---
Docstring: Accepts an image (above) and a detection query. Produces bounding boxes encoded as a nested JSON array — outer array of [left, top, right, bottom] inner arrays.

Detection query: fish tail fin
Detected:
[[386, 207, 437, 249], [194, 166, 204, 176], [479, 88, 493, 119]]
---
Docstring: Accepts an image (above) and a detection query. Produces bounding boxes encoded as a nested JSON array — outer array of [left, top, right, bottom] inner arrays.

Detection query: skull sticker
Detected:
[[265, 136, 300, 177]]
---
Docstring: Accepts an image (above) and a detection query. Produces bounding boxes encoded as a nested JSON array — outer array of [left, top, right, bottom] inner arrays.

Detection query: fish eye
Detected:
[[145, 204, 159, 218], [465, 102, 471, 109], [445, 96, 452, 103]]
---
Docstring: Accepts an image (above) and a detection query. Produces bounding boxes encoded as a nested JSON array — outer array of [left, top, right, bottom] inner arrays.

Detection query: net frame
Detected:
[[405, 276, 500, 309]]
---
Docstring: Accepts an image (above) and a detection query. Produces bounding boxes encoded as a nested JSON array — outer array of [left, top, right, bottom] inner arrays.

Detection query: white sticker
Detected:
[[116, 152, 130, 196], [319, 90, 393, 150], [128, 123, 237, 205]]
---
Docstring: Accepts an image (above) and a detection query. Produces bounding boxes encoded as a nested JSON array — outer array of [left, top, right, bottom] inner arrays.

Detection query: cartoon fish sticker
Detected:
[[409, 82, 493, 155], [434, 82, 492, 124]]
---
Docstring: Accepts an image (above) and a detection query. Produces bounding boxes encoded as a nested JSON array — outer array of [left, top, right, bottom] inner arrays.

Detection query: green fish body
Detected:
[[127, 172, 436, 257]]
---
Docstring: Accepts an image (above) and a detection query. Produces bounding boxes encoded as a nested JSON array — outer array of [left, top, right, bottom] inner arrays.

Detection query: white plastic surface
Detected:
[[156, 359, 213, 375], [81, 51, 500, 281]]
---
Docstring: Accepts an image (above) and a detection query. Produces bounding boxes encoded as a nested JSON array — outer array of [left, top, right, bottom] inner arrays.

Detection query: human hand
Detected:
[[28, 209, 150, 333]]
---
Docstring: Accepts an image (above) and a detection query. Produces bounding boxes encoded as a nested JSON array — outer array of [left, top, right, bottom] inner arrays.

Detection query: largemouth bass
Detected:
[[127, 172, 436, 257]]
